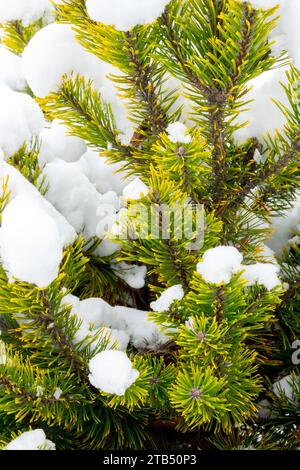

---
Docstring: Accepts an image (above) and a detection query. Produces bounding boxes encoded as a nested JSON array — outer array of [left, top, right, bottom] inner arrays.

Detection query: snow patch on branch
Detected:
[[0, 195, 63, 288], [5, 429, 55, 450], [22, 23, 133, 142], [88, 350, 139, 395], [150, 284, 184, 312], [166, 122, 191, 144], [196, 246, 281, 290], [86, 0, 170, 31], [0, 0, 51, 26], [0, 47, 26, 91], [63, 293, 166, 351], [0, 85, 44, 157]]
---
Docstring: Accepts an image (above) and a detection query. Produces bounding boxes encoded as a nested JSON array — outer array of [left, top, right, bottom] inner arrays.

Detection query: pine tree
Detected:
[[0, 0, 299, 450]]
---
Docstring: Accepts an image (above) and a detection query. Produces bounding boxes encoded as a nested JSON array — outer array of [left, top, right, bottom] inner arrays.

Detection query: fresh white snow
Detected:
[[5, 429, 55, 450], [63, 293, 166, 351], [0, 47, 26, 91], [234, 66, 291, 146], [112, 262, 147, 289], [41, 159, 120, 256], [166, 122, 192, 144], [22, 23, 133, 142], [197, 246, 281, 290], [88, 350, 139, 395], [0, 195, 63, 287], [197, 246, 244, 284], [0, 0, 52, 26], [0, 161, 76, 247], [86, 0, 170, 31], [39, 119, 87, 166], [150, 284, 184, 312], [0, 85, 44, 157], [122, 177, 149, 200]]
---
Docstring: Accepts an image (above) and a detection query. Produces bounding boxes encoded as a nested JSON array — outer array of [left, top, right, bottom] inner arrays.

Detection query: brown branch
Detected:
[[230, 3, 255, 91], [213, 286, 226, 323], [0, 375, 68, 405]]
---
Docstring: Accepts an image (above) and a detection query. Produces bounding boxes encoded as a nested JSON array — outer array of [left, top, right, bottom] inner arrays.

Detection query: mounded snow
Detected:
[[39, 119, 87, 166], [86, 0, 170, 31], [166, 122, 191, 144], [197, 246, 244, 284], [122, 177, 149, 200], [63, 293, 166, 351], [0, 0, 51, 26], [233, 67, 290, 146], [0, 85, 44, 157], [0, 47, 26, 91], [150, 284, 184, 312], [112, 262, 147, 289], [22, 23, 133, 141], [88, 350, 139, 395], [0, 195, 63, 287], [197, 246, 281, 290], [5, 429, 55, 450], [81, 149, 131, 195], [0, 161, 76, 247]]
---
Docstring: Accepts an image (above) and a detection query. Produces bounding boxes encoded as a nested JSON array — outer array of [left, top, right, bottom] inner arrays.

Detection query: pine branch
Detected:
[[37, 291, 87, 382], [124, 30, 169, 135]]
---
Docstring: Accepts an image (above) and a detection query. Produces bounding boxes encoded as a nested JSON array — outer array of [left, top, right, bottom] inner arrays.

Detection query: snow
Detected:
[[112, 305, 166, 348], [274, 0, 300, 68], [241, 3, 300, 137], [22, 23, 93, 98], [0, 195, 63, 287], [253, 148, 267, 165], [36, 386, 44, 397], [62, 294, 124, 351], [112, 262, 147, 289], [233, 66, 290, 146], [65, 295, 110, 329], [0, 85, 44, 157], [0, 161, 76, 247], [0, 0, 51, 26], [242, 263, 281, 290], [88, 350, 139, 395], [63, 293, 166, 350], [22, 23, 133, 142], [0, 48, 26, 91], [81, 149, 131, 195], [197, 246, 281, 290], [197, 246, 243, 284], [41, 159, 112, 237], [39, 119, 87, 166], [53, 388, 63, 400], [249, 0, 283, 8], [166, 122, 192, 144], [86, 0, 170, 31], [150, 284, 184, 312], [123, 177, 149, 200], [249, 1, 300, 69], [5, 429, 55, 450], [272, 374, 299, 401], [267, 194, 300, 255], [41, 159, 120, 256]]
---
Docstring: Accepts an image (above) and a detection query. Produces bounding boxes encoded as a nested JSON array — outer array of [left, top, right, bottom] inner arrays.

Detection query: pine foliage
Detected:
[[0, 0, 299, 450]]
